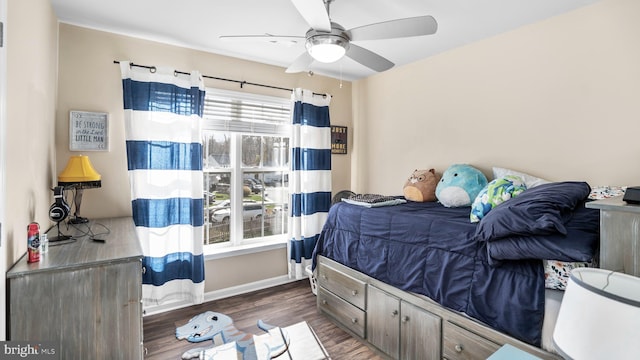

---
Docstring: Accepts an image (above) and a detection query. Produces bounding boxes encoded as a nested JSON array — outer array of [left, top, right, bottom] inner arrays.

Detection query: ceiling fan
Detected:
[[220, 0, 438, 73]]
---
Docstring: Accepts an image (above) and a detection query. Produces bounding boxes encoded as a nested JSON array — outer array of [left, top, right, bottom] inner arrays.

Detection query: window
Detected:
[[202, 89, 291, 249]]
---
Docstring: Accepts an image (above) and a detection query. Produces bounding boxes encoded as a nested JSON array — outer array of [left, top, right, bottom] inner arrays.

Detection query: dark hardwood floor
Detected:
[[143, 280, 385, 359]]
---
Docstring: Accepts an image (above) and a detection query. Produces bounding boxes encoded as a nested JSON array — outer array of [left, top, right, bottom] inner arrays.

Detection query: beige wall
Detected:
[[352, 0, 640, 194], [56, 24, 353, 291], [4, 0, 58, 264], [1, 0, 57, 339], [206, 249, 286, 290]]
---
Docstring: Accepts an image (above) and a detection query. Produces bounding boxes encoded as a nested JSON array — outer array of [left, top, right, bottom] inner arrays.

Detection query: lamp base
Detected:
[[69, 216, 89, 224], [48, 221, 75, 244]]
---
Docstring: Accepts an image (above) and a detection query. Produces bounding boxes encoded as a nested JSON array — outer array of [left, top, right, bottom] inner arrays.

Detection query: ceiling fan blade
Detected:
[[346, 44, 394, 72], [285, 52, 315, 73], [348, 15, 437, 41], [220, 34, 305, 46], [290, 0, 331, 32]]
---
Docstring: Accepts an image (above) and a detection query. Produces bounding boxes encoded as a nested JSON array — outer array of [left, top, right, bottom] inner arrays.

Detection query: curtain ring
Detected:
[[149, 66, 157, 74]]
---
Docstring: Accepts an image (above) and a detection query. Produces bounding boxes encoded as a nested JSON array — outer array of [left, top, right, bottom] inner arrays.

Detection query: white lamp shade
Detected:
[[553, 268, 640, 360]]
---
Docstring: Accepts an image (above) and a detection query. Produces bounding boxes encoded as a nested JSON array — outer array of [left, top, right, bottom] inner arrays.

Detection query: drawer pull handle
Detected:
[[401, 316, 409, 323], [321, 274, 328, 280], [351, 318, 358, 324], [351, 290, 358, 296], [322, 300, 327, 305], [391, 310, 398, 317], [455, 344, 464, 353]]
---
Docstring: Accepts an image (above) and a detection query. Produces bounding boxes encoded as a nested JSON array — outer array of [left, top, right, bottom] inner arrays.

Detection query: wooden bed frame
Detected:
[[315, 255, 561, 360]]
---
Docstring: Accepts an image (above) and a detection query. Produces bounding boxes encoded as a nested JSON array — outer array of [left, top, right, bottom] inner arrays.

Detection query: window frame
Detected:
[[202, 88, 292, 255]]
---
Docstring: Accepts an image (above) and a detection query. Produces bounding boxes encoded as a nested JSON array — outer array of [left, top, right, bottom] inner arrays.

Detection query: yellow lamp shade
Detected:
[[58, 155, 102, 188]]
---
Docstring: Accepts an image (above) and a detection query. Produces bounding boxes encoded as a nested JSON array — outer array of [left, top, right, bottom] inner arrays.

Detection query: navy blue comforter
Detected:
[[313, 182, 599, 346]]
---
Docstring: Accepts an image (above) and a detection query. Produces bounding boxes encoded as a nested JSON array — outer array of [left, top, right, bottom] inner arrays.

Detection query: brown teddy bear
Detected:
[[403, 168, 440, 202]]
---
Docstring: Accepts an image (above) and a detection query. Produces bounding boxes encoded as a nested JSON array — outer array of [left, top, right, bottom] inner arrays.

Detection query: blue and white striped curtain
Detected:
[[288, 88, 332, 279], [120, 61, 205, 306]]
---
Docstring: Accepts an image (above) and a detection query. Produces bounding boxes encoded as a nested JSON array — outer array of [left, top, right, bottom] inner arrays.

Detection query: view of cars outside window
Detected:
[[203, 132, 290, 245]]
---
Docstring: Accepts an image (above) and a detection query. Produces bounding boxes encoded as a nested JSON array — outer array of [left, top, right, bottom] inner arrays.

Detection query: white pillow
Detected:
[[492, 167, 550, 188]]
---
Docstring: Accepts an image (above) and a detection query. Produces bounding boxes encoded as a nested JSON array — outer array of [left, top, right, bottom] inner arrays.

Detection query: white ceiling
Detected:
[[50, 0, 600, 81]]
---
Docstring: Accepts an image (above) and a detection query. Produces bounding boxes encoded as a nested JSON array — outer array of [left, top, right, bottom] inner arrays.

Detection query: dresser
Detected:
[[586, 196, 640, 276], [7, 217, 144, 359]]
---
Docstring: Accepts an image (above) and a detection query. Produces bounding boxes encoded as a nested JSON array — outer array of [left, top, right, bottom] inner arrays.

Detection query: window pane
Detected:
[[242, 135, 262, 167], [204, 172, 231, 244], [262, 136, 289, 168], [264, 171, 289, 237], [242, 172, 288, 240], [204, 132, 230, 169], [243, 172, 266, 240]]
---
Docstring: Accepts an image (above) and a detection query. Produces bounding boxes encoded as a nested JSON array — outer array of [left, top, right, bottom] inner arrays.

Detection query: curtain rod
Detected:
[[113, 60, 327, 97]]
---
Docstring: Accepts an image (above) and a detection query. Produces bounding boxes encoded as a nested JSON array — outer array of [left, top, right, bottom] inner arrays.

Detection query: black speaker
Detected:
[[623, 186, 640, 205], [49, 186, 70, 222]]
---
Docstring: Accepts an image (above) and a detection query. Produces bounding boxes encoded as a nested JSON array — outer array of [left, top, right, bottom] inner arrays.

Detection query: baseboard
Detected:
[[143, 275, 300, 317]]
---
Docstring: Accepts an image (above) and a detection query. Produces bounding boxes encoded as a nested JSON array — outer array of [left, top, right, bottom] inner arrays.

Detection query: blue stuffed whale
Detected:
[[435, 164, 488, 207]]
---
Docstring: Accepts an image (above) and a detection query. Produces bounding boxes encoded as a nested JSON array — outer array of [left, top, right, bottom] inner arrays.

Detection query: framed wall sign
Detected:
[[331, 125, 348, 154], [69, 111, 109, 151]]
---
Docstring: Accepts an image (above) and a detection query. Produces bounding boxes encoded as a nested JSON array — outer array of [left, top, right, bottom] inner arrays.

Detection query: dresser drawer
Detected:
[[443, 321, 501, 360], [318, 286, 366, 338], [317, 262, 366, 309]]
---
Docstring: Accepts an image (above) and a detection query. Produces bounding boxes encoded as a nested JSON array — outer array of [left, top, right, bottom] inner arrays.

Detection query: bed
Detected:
[[312, 180, 601, 358]]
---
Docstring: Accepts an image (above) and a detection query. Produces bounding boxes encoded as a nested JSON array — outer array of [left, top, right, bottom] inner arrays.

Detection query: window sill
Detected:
[[204, 237, 288, 260]]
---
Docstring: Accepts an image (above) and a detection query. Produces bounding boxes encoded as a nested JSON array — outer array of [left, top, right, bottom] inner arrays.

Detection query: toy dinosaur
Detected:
[[176, 311, 288, 360]]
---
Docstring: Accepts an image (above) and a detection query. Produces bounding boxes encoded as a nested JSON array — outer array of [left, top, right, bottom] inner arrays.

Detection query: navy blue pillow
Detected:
[[474, 181, 591, 242], [485, 204, 600, 266]]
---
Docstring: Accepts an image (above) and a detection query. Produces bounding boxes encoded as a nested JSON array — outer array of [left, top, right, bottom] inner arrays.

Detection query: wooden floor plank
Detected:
[[143, 280, 385, 359]]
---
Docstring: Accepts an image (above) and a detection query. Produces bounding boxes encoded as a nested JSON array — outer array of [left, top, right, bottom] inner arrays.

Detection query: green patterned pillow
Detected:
[[470, 175, 527, 223]]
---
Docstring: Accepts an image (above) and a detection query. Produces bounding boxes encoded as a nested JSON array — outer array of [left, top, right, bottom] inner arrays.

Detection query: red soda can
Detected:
[[27, 222, 40, 263]]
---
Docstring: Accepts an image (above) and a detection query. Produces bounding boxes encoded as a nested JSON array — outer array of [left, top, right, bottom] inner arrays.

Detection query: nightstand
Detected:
[[586, 196, 640, 276]]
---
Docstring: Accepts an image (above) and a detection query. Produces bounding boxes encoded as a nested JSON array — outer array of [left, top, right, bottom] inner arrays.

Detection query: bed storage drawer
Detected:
[[443, 321, 501, 360], [317, 262, 366, 309], [318, 286, 366, 338]]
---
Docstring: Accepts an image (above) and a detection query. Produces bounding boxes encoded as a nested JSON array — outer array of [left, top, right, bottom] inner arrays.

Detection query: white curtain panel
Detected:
[[120, 61, 205, 306], [288, 88, 332, 279]]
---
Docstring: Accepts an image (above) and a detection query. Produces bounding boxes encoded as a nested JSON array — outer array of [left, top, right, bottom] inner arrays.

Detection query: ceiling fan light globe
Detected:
[[308, 43, 346, 63], [305, 27, 350, 63]]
